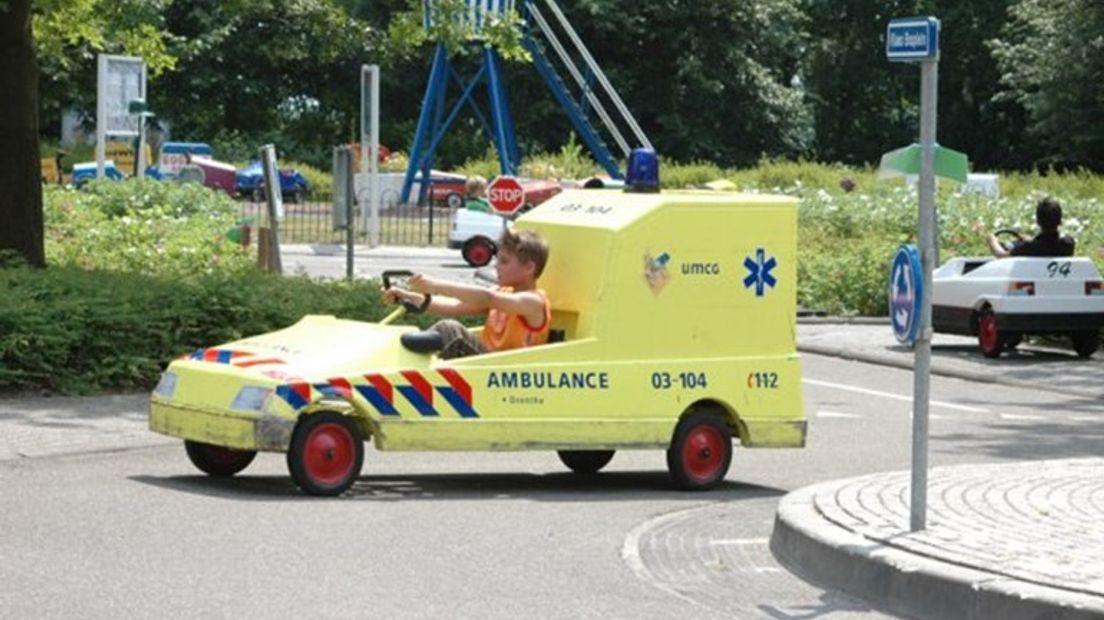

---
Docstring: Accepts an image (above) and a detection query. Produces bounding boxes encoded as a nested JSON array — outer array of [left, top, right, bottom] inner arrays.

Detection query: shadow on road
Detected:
[[934, 418, 1104, 461], [890, 342, 1082, 364], [130, 470, 787, 504], [757, 589, 883, 619]]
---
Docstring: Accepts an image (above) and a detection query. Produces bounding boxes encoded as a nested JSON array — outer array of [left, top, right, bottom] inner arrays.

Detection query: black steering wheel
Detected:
[[992, 228, 1023, 252], [381, 270, 431, 314]]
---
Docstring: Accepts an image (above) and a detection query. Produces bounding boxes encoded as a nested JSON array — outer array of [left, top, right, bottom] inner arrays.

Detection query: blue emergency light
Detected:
[[625, 148, 659, 193]]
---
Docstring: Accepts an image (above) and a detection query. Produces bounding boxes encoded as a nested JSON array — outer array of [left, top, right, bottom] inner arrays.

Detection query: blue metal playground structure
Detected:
[[401, 0, 652, 205]]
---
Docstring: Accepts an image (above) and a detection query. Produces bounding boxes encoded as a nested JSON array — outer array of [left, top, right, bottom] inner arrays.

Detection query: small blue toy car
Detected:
[[71, 161, 126, 188], [235, 161, 311, 203]]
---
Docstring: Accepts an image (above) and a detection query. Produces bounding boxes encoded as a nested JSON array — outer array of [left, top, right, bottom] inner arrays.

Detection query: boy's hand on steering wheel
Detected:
[[382, 287, 415, 306]]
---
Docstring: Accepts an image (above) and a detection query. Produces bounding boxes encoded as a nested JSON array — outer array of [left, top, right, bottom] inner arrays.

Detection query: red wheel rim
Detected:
[[469, 242, 491, 266], [979, 314, 999, 353], [682, 425, 726, 482], [303, 422, 356, 486]]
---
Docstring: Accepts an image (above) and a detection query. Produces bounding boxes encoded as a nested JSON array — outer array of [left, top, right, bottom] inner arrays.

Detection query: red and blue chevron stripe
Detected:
[[189, 348, 250, 364], [184, 348, 285, 368], [435, 368, 477, 418], [271, 369, 478, 418], [354, 374, 399, 416]]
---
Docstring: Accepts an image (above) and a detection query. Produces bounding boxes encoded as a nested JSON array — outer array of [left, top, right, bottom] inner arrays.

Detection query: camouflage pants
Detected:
[[429, 319, 486, 360]]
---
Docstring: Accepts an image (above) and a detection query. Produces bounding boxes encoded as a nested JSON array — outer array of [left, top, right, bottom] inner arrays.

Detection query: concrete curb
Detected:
[[796, 316, 889, 326], [796, 342, 1102, 400], [770, 481, 1104, 620]]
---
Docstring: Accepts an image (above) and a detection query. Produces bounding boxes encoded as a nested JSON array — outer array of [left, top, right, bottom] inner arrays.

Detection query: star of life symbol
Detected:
[[743, 248, 778, 297]]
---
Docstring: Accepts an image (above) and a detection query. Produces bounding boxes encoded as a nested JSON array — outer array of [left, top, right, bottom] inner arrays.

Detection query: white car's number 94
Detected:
[[1047, 261, 1072, 278]]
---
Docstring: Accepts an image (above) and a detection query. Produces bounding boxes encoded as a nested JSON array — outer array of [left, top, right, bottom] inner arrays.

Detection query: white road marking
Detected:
[[999, 413, 1046, 421], [802, 378, 988, 413], [815, 410, 862, 419]]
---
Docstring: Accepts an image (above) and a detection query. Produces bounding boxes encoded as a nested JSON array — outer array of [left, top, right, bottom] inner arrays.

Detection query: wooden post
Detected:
[[257, 226, 273, 272]]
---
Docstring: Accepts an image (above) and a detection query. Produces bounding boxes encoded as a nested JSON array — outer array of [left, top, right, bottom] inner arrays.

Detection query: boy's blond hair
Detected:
[[465, 175, 487, 197], [499, 228, 549, 278]]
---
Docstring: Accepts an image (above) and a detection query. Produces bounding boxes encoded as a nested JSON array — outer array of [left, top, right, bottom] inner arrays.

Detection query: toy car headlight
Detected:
[[154, 371, 177, 399], [231, 386, 273, 412]]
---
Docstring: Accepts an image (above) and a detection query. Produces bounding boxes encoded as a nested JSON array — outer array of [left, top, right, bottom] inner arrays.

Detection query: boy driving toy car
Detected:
[[975, 197, 1076, 258], [382, 227, 550, 359]]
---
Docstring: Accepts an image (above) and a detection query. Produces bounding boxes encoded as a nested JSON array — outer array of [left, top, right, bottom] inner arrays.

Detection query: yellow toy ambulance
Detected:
[[149, 162, 806, 496]]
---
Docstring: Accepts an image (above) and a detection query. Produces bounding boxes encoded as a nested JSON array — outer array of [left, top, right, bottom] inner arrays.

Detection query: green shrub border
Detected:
[[0, 267, 446, 395]]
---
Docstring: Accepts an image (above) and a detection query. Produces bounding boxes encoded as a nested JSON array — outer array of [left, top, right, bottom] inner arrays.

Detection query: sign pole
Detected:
[[911, 57, 938, 532], [259, 144, 284, 274], [361, 65, 381, 247], [346, 146, 355, 280], [136, 64, 148, 175], [96, 55, 107, 180], [886, 15, 940, 532]]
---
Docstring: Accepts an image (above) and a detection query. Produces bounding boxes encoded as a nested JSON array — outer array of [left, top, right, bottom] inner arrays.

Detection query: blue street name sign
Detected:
[[886, 17, 940, 62], [889, 244, 923, 345]]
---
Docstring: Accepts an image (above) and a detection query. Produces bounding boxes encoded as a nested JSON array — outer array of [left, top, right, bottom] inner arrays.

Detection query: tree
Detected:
[[991, 0, 1104, 169], [0, 0, 44, 267], [563, 0, 813, 166], [5, 0, 174, 268], [800, 0, 927, 165], [149, 0, 379, 164]]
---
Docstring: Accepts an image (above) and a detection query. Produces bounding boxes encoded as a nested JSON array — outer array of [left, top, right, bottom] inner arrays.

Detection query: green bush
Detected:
[[661, 160, 727, 188], [44, 181, 253, 276], [798, 234, 896, 316], [457, 138, 605, 181], [0, 266, 429, 395], [70, 177, 237, 218], [727, 158, 876, 194], [794, 182, 1104, 314], [293, 161, 333, 202]]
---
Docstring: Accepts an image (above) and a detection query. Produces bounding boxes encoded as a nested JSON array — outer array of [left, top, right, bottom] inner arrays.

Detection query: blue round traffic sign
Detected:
[[889, 244, 923, 345]]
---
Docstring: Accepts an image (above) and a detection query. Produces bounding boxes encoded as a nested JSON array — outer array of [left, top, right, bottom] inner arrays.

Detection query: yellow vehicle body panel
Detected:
[[150, 189, 806, 453]]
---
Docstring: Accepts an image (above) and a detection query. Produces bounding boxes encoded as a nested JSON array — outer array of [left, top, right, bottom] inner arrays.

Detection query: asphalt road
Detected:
[[1, 353, 1100, 619]]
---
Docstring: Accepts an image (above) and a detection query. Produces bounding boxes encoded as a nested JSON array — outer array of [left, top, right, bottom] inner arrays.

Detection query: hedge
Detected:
[[0, 267, 436, 395]]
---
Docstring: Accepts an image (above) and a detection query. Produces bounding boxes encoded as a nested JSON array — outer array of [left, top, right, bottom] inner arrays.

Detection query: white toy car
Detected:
[[932, 245, 1104, 358], [448, 208, 507, 267]]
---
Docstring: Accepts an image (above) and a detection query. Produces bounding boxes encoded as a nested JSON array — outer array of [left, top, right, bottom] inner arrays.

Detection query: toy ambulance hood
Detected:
[[180, 315, 430, 382]]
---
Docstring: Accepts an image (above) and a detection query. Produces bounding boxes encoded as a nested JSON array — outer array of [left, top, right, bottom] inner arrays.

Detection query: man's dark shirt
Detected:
[[1010, 231, 1076, 257]]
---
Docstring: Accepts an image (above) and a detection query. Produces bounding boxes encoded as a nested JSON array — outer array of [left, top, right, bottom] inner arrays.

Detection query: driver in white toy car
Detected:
[[934, 197, 1101, 358], [977, 197, 1075, 258]]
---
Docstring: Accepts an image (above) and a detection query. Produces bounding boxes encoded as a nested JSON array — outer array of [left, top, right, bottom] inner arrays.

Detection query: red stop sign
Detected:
[[487, 176, 525, 214]]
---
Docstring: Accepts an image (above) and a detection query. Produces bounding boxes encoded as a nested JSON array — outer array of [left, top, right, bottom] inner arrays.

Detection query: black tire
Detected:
[[557, 450, 615, 474], [445, 192, 464, 209], [184, 440, 256, 477], [1072, 331, 1100, 358], [666, 411, 733, 491], [252, 188, 265, 203], [287, 412, 364, 496], [461, 237, 496, 267]]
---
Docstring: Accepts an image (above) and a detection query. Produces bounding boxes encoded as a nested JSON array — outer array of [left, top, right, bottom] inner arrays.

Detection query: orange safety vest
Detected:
[[480, 288, 551, 352]]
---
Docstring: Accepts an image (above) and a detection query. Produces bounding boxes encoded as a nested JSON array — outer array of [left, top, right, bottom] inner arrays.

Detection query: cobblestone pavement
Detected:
[[773, 459, 1104, 620]]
